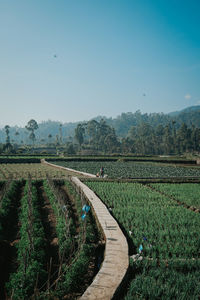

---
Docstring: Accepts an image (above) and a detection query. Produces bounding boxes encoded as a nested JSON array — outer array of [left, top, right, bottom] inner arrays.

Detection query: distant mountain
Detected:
[[168, 105, 200, 117]]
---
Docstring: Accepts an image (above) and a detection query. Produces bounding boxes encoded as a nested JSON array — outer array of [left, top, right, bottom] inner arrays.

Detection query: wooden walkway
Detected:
[[41, 159, 96, 178], [71, 177, 129, 300], [41, 160, 129, 299]]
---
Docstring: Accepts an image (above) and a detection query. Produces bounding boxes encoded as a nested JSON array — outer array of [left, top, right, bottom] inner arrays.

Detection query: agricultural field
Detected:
[[150, 183, 200, 209], [50, 160, 200, 178], [0, 163, 80, 180], [0, 177, 102, 299], [85, 181, 200, 299], [1, 159, 200, 299]]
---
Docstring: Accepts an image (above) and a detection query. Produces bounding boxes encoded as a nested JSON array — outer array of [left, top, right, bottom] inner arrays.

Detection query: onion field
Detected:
[[150, 183, 200, 209], [51, 160, 200, 178], [85, 181, 200, 299]]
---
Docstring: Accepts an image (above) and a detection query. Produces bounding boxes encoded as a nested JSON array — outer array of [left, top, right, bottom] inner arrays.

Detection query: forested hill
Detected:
[[105, 106, 200, 136], [0, 106, 200, 143]]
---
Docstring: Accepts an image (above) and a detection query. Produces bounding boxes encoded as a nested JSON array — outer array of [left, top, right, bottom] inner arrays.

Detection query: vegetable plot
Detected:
[[85, 181, 200, 299], [150, 183, 200, 209], [52, 160, 200, 178], [0, 178, 101, 299], [0, 163, 69, 180]]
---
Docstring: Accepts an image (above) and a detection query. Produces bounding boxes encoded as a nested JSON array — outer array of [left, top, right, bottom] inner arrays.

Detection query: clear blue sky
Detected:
[[0, 0, 200, 126]]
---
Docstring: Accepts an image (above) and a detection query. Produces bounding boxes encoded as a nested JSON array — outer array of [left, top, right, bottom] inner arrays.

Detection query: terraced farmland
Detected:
[[50, 160, 200, 178]]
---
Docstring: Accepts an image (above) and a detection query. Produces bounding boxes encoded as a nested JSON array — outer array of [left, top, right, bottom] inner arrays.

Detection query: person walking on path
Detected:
[[100, 166, 104, 178]]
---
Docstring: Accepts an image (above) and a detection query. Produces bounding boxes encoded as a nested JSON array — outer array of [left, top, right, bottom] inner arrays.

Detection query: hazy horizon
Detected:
[[1, 104, 200, 129], [1, 0, 200, 127]]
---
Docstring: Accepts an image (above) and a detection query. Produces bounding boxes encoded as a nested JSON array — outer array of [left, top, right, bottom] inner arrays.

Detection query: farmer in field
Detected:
[[100, 166, 104, 178]]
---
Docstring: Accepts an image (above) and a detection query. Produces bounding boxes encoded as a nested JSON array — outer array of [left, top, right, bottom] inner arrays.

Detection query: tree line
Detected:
[[74, 119, 200, 155], [1, 107, 200, 155]]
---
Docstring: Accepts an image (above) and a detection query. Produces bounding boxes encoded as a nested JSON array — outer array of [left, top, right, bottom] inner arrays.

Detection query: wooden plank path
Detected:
[[71, 177, 129, 300]]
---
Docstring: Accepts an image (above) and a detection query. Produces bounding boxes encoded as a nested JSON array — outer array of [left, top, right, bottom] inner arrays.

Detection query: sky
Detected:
[[0, 0, 200, 127]]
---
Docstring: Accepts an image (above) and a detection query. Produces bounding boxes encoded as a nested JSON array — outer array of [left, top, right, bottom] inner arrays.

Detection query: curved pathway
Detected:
[[71, 177, 129, 300], [41, 159, 96, 178], [41, 160, 129, 299]]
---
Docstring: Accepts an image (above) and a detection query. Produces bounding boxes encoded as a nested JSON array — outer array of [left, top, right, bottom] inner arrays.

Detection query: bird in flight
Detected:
[[54, 54, 57, 58]]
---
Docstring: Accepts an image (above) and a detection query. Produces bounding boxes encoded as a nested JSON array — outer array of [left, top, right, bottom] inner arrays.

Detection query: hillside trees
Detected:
[[123, 122, 200, 155], [74, 118, 200, 155], [74, 119, 120, 153]]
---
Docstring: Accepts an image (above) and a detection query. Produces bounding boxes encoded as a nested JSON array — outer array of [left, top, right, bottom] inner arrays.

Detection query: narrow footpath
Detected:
[[71, 177, 129, 300], [40, 160, 129, 299]]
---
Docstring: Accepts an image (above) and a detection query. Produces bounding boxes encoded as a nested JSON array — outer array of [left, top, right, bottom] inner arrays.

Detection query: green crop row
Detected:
[[85, 181, 200, 299], [125, 259, 200, 300], [59, 180, 99, 297], [1, 178, 100, 299], [43, 179, 74, 261], [86, 181, 200, 258], [52, 160, 200, 178], [0, 181, 21, 239], [7, 181, 47, 299], [150, 183, 200, 209], [42, 179, 99, 298]]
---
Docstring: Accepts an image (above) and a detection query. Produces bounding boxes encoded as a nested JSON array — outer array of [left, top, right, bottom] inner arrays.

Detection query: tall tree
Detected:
[[87, 120, 99, 144], [25, 119, 38, 146], [4, 125, 10, 144], [75, 124, 85, 147], [59, 124, 63, 144], [3, 125, 12, 153], [177, 123, 190, 153]]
